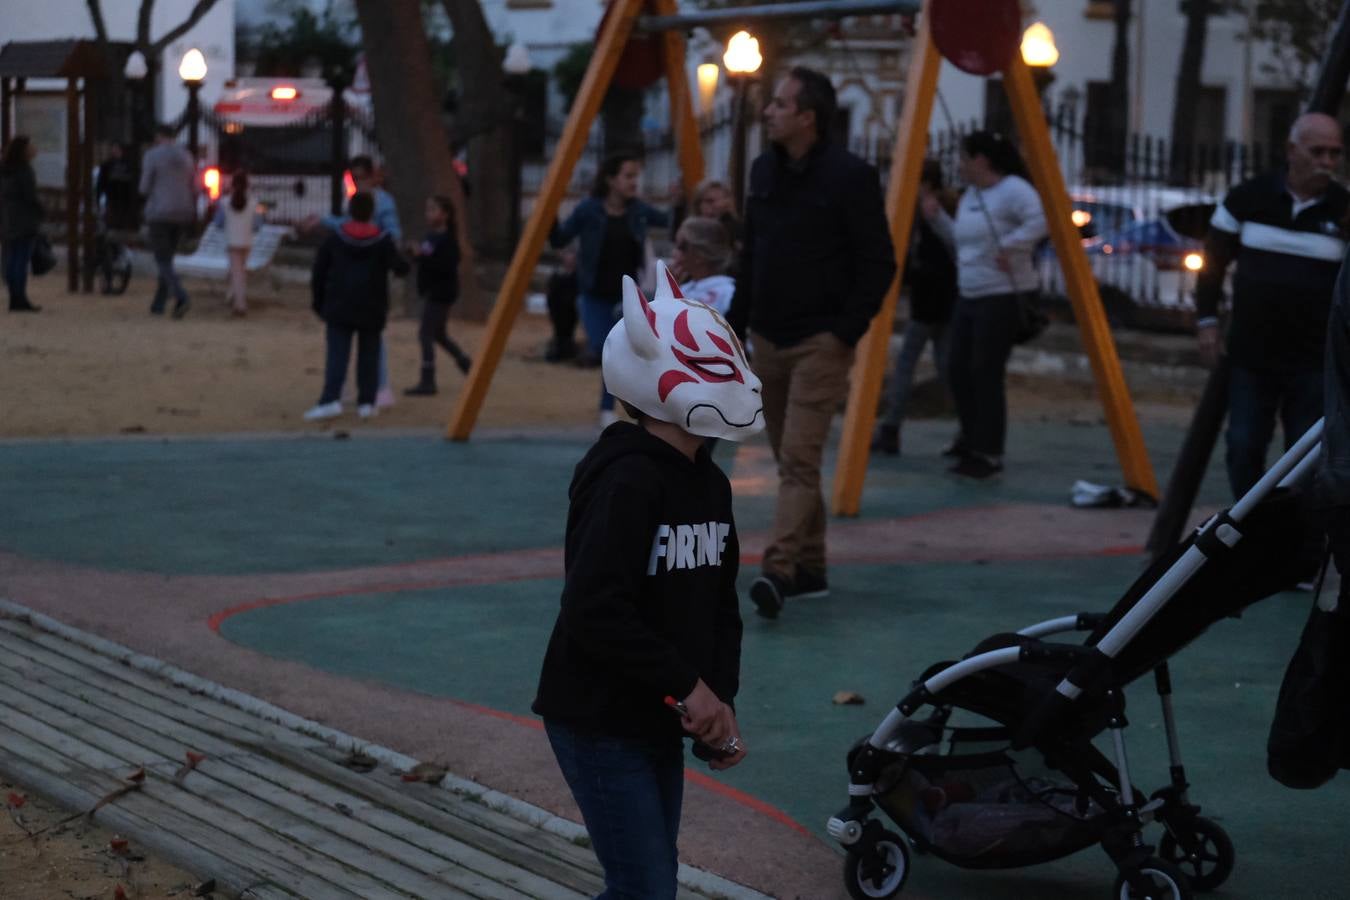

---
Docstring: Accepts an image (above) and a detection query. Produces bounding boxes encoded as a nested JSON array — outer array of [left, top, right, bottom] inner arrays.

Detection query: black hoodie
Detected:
[[311, 220, 410, 330], [533, 422, 743, 741]]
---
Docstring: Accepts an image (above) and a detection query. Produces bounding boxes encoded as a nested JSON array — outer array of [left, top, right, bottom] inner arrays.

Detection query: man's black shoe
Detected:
[[172, 298, 191, 319], [149, 303, 165, 316], [8, 302, 39, 312], [790, 569, 830, 599], [871, 425, 899, 456], [750, 573, 790, 619], [949, 454, 1003, 480]]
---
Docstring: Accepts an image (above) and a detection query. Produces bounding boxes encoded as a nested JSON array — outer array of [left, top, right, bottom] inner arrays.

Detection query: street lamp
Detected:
[[178, 48, 207, 160], [1020, 22, 1058, 100], [696, 62, 720, 119], [723, 30, 762, 212], [503, 42, 532, 251]]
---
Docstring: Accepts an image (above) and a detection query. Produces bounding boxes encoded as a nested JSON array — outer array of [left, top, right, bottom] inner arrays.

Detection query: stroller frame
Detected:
[[828, 420, 1325, 899]]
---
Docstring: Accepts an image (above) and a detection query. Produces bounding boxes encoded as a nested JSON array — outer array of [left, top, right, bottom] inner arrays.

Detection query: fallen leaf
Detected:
[[5, 793, 24, 808], [400, 762, 448, 783], [832, 691, 866, 706], [109, 836, 130, 855]]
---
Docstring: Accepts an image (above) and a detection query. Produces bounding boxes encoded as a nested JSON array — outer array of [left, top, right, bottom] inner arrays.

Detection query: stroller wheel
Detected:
[[1113, 856, 1192, 900], [1158, 817, 1234, 892], [844, 829, 910, 899]]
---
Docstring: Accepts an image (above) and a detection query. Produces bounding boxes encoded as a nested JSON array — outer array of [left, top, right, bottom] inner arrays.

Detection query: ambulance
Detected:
[[206, 73, 375, 223]]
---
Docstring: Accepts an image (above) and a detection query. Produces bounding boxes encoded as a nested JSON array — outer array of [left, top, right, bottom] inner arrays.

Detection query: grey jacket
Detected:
[[0, 161, 44, 240], [1316, 252, 1350, 508], [139, 142, 196, 224]]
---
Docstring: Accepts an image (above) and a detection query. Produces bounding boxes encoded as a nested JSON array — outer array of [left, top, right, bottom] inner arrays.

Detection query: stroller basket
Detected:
[[874, 736, 1103, 869]]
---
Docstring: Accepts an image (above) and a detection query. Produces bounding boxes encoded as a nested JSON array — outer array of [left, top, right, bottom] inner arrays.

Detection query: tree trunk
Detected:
[[353, 0, 486, 318], [1104, 0, 1132, 175], [1170, 0, 1213, 185], [440, 0, 515, 262]]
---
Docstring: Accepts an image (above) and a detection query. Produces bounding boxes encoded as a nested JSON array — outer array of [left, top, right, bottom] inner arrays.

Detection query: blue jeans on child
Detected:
[[580, 294, 619, 412], [545, 720, 684, 899], [320, 324, 381, 406]]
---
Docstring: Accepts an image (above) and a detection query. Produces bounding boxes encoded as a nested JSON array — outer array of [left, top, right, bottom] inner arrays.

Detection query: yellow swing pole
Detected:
[[831, 1, 941, 516], [1001, 58, 1159, 497], [447, 0, 648, 440]]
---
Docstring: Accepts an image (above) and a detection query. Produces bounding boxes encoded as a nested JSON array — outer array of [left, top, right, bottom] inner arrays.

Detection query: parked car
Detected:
[[1038, 185, 1217, 327]]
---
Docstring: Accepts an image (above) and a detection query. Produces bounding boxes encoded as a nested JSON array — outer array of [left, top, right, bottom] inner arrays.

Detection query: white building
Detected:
[[3, 0, 235, 124], [936, 1, 1311, 153]]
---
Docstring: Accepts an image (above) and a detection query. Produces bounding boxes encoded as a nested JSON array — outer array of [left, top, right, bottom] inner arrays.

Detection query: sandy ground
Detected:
[[1, 272, 1198, 440], [1, 778, 199, 900]]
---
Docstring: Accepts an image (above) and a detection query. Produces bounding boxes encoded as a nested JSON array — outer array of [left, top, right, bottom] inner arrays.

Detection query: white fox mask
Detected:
[[603, 262, 763, 441]]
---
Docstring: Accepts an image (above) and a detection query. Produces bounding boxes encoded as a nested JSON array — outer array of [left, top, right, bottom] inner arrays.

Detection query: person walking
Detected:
[[534, 268, 759, 899], [944, 131, 1047, 480], [304, 192, 409, 422], [140, 124, 197, 318], [1196, 112, 1348, 501], [551, 153, 671, 428], [873, 159, 959, 456], [404, 195, 471, 396], [0, 135, 43, 313], [213, 171, 257, 317], [727, 67, 896, 618]]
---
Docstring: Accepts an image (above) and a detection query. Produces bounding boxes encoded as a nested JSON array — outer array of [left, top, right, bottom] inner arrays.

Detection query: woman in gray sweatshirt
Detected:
[[945, 131, 1048, 479]]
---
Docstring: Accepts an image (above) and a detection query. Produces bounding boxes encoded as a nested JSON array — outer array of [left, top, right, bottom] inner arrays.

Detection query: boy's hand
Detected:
[[680, 679, 735, 748]]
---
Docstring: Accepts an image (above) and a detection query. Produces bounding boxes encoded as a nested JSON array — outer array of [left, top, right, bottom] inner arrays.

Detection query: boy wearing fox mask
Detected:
[[533, 261, 763, 897]]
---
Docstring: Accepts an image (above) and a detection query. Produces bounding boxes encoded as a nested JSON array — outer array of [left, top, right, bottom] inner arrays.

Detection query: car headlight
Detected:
[[1183, 252, 1204, 272]]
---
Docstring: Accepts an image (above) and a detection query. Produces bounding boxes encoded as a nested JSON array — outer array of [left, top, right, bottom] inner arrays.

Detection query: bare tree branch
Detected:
[[137, 0, 157, 49], [85, 0, 111, 45], [149, 0, 224, 54]]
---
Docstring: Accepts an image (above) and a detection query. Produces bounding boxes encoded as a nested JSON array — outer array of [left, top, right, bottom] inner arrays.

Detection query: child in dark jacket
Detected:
[[404, 195, 472, 396], [534, 262, 762, 897], [305, 192, 409, 421]]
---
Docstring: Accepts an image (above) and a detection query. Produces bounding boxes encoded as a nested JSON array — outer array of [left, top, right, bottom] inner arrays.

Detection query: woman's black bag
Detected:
[[30, 234, 56, 276], [1014, 293, 1050, 344]]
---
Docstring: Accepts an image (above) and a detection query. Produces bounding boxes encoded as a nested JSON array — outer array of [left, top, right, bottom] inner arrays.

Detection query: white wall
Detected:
[[4, 0, 235, 123], [933, 2, 1300, 144]]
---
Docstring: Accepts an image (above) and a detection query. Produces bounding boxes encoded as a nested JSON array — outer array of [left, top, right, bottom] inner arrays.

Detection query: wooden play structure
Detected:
[[446, 0, 1159, 514]]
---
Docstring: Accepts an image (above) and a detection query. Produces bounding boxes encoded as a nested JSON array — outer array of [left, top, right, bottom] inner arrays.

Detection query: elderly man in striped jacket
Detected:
[[1196, 112, 1348, 502]]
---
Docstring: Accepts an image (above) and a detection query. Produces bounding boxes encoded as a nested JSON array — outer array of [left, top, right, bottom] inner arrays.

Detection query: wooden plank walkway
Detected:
[[0, 614, 755, 899]]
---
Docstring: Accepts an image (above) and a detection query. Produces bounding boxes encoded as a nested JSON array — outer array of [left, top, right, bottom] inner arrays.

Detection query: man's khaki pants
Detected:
[[752, 331, 855, 582]]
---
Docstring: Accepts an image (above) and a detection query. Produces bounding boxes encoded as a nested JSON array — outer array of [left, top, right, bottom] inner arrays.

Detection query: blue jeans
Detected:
[[545, 721, 684, 899], [947, 294, 1020, 458], [880, 319, 950, 429], [1226, 365, 1324, 498], [2, 236, 35, 308], [580, 294, 619, 412], [148, 222, 189, 311], [320, 324, 381, 406]]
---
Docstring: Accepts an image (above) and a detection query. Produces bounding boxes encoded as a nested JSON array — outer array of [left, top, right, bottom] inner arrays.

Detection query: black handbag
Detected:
[[1266, 553, 1350, 789], [1014, 293, 1050, 345], [30, 234, 56, 276]]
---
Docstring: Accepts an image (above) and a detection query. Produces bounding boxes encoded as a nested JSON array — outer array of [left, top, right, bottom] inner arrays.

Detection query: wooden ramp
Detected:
[[0, 613, 756, 899]]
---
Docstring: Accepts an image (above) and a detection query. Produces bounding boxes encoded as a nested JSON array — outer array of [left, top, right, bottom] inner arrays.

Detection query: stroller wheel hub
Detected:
[[828, 817, 864, 845]]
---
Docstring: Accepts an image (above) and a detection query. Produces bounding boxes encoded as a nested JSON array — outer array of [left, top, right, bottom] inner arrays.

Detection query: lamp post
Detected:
[[178, 48, 207, 160], [503, 41, 532, 250], [723, 30, 762, 209], [1020, 21, 1059, 102]]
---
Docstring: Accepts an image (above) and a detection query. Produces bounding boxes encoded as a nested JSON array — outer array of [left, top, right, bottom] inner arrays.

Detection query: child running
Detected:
[[404, 195, 471, 395], [533, 262, 763, 898]]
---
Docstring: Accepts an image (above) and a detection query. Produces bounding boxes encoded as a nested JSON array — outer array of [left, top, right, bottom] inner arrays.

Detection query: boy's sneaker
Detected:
[[302, 401, 343, 421], [357, 404, 377, 419], [376, 387, 396, 410], [791, 569, 830, 599], [750, 573, 791, 619], [949, 454, 1003, 480]]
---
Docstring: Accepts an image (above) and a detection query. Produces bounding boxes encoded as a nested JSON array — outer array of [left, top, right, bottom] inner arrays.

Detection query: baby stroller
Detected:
[[828, 420, 1325, 899]]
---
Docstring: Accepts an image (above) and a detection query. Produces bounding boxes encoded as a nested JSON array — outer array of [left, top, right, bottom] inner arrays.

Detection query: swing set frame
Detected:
[[445, 0, 1159, 514]]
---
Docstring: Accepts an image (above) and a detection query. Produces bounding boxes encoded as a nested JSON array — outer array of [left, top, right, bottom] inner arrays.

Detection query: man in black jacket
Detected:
[[1196, 112, 1348, 501], [728, 67, 896, 618]]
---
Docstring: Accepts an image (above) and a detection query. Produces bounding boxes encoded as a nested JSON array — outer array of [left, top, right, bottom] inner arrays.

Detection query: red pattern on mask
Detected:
[[658, 370, 698, 401]]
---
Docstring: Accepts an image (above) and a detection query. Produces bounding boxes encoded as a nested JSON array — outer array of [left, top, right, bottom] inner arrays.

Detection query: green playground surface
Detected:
[[3, 419, 1346, 897]]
